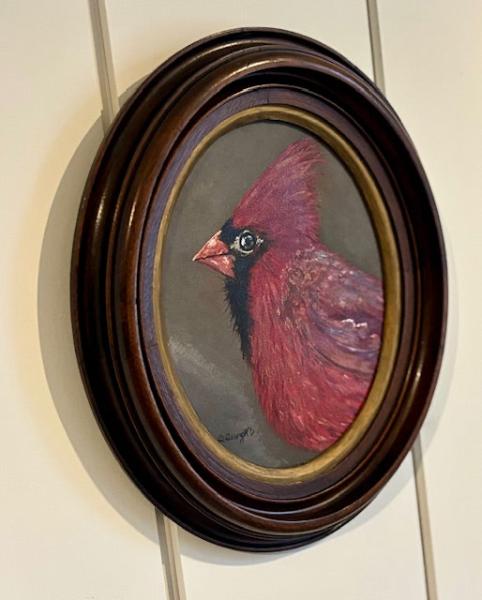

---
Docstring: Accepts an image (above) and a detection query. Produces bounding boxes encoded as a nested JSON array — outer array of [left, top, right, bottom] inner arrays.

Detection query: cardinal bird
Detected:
[[193, 139, 384, 452]]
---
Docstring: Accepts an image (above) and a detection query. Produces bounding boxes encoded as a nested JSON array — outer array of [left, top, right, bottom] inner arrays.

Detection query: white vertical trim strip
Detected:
[[86, 2, 186, 598], [157, 513, 188, 600], [88, 0, 120, 132], [366, 2, 437, 599], [366, 0, 386, 91], [412, 438, 439, 600]]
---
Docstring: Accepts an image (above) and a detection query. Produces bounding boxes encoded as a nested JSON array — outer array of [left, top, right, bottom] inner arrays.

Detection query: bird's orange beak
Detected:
[[192, 230, 235, 278]]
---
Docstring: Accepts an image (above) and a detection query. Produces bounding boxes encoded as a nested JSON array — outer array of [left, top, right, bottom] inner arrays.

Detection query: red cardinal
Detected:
[[193, 139, 384, 452]]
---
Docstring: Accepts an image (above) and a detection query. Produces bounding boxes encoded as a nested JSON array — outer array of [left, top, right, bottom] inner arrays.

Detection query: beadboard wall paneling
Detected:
[[378, 1, 482, 598], [0, 2, 165, 598]]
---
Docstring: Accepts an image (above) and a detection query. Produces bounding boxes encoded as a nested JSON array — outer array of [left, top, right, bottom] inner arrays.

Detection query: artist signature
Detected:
[[217, 426, 255, 444]]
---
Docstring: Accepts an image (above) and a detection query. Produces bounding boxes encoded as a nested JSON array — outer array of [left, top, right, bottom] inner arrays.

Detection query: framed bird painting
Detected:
[[71, 28, 447, 551]]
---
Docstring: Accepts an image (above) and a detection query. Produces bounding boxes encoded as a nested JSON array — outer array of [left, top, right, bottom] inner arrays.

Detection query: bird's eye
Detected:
[[231, 229, 263, 256], [239, 230, 256, 253]]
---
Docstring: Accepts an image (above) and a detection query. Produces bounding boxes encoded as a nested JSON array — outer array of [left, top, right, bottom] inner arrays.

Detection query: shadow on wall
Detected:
[[37, 118, 158, 544], [37, 105, 457, 564]]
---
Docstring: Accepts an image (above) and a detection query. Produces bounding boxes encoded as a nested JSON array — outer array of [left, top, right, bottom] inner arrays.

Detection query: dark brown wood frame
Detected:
[[71, 28, 447, 551]]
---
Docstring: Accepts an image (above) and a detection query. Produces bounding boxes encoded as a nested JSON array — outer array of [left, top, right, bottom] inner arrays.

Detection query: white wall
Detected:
[[378, 2, 482, 597], [1, 1, 480, 599]]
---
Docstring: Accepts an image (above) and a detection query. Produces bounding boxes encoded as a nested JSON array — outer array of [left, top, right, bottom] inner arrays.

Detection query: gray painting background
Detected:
[[161, 122, 382, 468]]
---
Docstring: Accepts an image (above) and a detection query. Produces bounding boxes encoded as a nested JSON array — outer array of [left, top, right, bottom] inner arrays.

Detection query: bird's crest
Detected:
[[232, 138, 323, 244]]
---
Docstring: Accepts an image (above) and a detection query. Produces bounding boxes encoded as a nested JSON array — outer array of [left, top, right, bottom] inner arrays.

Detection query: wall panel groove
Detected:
[[377, 1, 482, 597], [88, 2, 186, 598], [366, 3, 436, 598], [88, 0, 120, 131]]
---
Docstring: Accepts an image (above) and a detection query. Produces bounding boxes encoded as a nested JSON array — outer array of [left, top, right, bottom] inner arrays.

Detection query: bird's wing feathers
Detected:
[[284, 248, 384, 377]]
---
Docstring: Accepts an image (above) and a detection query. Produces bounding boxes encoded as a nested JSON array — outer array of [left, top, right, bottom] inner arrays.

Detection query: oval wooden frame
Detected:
[[71, 28, 447, 551]]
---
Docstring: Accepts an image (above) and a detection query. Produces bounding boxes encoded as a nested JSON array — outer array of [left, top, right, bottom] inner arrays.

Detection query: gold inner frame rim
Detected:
[[153, 105, 401, 484]]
